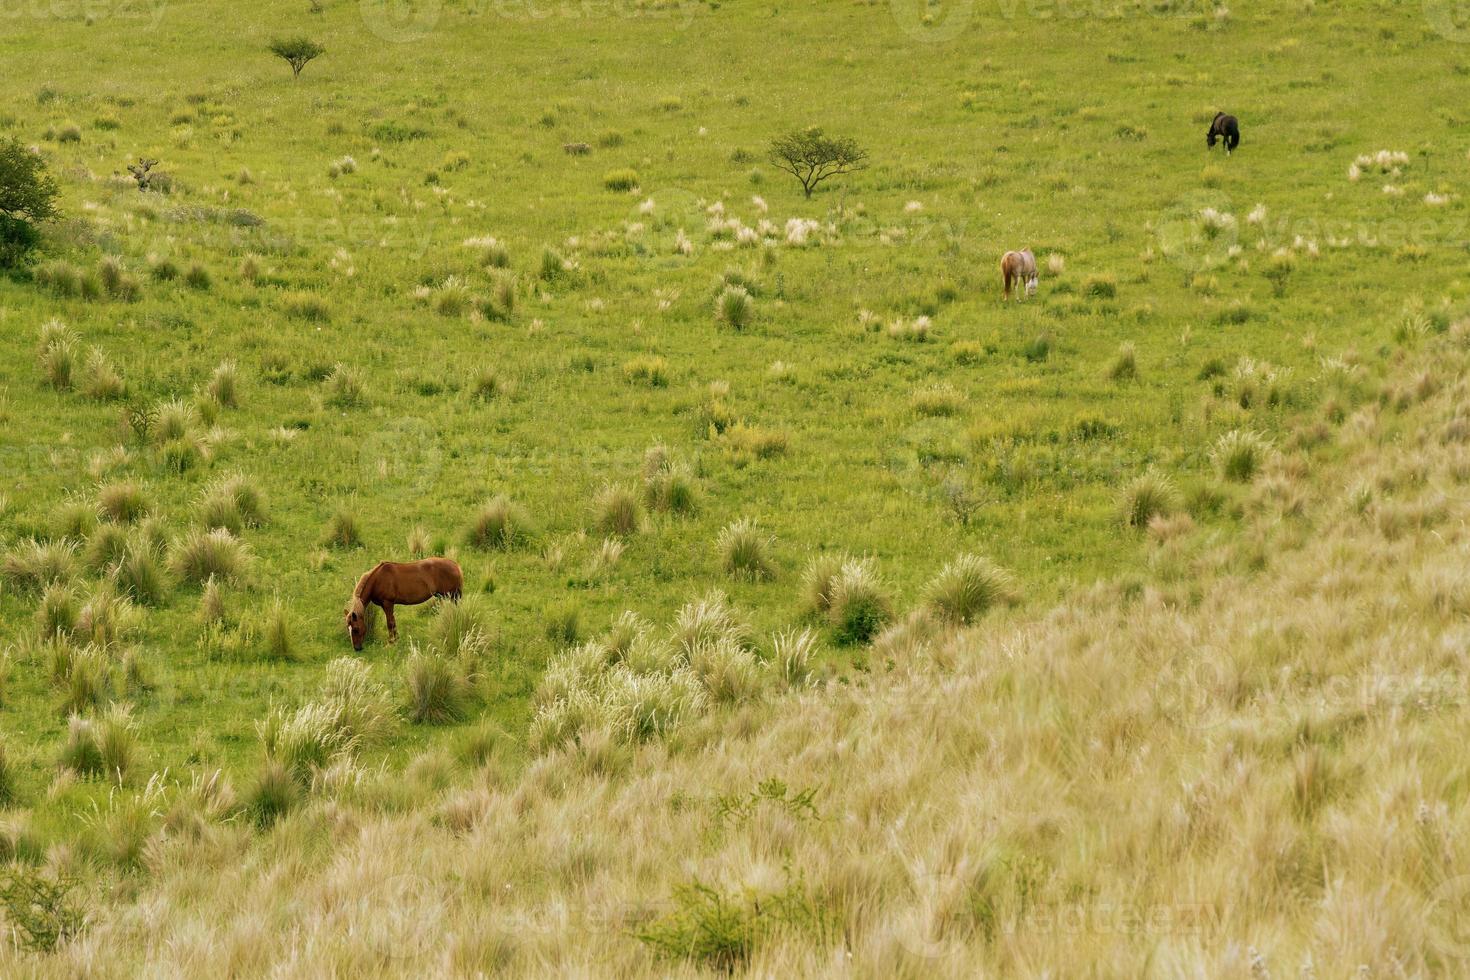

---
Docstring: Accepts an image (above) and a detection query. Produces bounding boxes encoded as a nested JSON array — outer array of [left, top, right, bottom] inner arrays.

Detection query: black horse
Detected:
[[1207, 113, 1240, 154]]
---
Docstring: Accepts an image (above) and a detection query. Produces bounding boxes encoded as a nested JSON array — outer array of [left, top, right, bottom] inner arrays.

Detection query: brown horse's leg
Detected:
[[382, 602, 397, 643]]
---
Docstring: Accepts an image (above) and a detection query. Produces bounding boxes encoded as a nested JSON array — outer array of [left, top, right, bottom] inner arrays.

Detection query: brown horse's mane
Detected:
[[351, 561, 388, 607]]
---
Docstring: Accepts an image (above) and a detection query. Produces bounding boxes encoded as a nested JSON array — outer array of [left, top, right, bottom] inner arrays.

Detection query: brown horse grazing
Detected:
[[1001, 249, 1038, 301], [345, 558, 463, 651]]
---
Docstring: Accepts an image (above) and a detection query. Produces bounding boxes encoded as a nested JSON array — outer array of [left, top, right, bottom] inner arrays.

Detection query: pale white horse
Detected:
[[1001, 249, 1038, 301]]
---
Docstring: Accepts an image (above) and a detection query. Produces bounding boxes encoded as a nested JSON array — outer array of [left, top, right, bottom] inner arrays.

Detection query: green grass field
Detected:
[[2, 0, 1470, 970]]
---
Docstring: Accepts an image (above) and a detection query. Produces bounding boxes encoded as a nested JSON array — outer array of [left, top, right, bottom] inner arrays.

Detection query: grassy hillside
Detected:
[[1, 0, 1468, 971]]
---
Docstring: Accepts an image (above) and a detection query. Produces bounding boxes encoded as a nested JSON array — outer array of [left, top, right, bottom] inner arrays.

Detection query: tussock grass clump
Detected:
[[169, 528, 250, 585], [404, 648, 471, 724], [465, 496, 532, 550], [51, 500, 97, 541], [36, 320, 77, 390], [1106, 342, 1139, 382], [594, 484, 643, 537], [81, 348, 125, 401], [153, 398, 196, 442], [924, 553, 1019, 624], [687, 637, 766, 704], [623, 355, 670, 387], [770, 627, 818, 686], [911, 383, 965, 417], [323, 505, 363, 550], [0, 741, 15, 807], [97, 481, 150, 524], [85, 523, 130, 572], [1119, 470, 1183, 529], [97, 257, 140, 301], [543, 601, 584, 648], [431, 596, 494, 659], [830, 561, 894, 645], [244, 759, 299, 827], [672, 590, 753, 657], [721, 423, 788, 463], [199, 575, 226, 625], [1083, 273, 1117, 298], [717, 518, 775, 580], [206, 360, 239, 408], [60, 646, 111, 715], [643, 446, 698, 515], [3, 539, 77, 594], [198, 474, 267, 533], [1211, 429, 1271, 482], [603, 168, 640, 191], [113, 540, 169, 606], [715, 285, 755, 330], [34, 582, 79, 640], [324, 364, 365, 408], [60, 706, 135, 781], [282, 291, 330, 322], [261, 598, 295, 660], [77, 586, 139, 650], [471, 366, 508, 401]]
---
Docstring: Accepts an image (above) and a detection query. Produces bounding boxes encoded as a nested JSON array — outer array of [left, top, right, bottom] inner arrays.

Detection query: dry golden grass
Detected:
[[10, 339, 1470, 976]]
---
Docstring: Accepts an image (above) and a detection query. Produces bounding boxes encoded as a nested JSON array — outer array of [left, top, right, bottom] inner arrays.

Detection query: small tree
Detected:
[[0, 137, 58, 267], [769, 128, 868, 199], [268, 37, 325, 79]]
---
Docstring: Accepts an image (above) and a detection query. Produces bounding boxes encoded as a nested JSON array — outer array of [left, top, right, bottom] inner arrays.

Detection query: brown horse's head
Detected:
[[345, 596, 367, 651]]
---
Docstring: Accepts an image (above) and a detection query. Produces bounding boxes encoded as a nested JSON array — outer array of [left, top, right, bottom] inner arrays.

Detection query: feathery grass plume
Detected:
[[206, 360, 239, 408], [61, 646, 111, 716], [3, 539, 77, 594], [770, 627, 819, 686], [603, 610, 652, 662], [715, 285, 755, 329], [672, 590, 754, 658], [323, 364, 365, 408], [110, 537, 168, 606], [594, 484, 643, 537], [77, 585, 138, 650], [169, 527, 250, 585], [198, 474, 267, 533], [159, 433, 209, 474], [431, 596, 493, 661], [243, 758, 299, 827], [828, 557, 893, 645], [59, 715, 105, 777], [256, 702, 359, 784], [1211, 429, 1271, 482], [80, 348, 125, 401], [152, 397, 196, 443], [1119, 470, 1184, 530], [1106, 341, 1138, 382], [323, 504, 363, 549], [34, 582, 78, 640], [319, 657, 396, 744], [36, 319, 77, 390], [404, 648, 471, 724], [465, 495, 532, 550], [1231, 357, 1294, 410], [687, 636, 767, 704], [51, 500, 97, 541], [262, 597, 295, 660], [198, 575, 226, 626], [80, 780, 164, 870], [718, 518, 775, 580], [97, 480, 150, 524], [799, 552, 847, 618], [924, 553, 1020, 625]]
